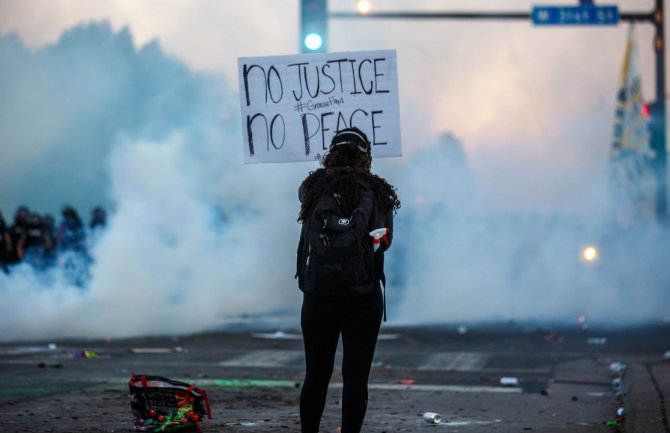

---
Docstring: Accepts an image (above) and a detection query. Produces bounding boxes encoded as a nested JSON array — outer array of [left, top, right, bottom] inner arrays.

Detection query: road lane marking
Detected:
[[219, 350, 303, 368], [482, 367, 551, 374], [0, 376, 522, 395], [442, 419, 503, 426], [418, 352, 489, 371], [330, 383, 521, 393]]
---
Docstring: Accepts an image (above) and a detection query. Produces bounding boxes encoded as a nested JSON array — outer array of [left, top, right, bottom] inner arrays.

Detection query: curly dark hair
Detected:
[[298, 128, 400, 222]]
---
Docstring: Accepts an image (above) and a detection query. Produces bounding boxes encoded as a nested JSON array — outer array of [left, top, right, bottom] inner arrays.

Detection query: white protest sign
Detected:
[[238, 49, 401, 163]]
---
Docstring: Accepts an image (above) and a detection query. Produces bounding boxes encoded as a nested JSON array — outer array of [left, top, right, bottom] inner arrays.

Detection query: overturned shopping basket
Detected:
[[129, 374, 212, 432]]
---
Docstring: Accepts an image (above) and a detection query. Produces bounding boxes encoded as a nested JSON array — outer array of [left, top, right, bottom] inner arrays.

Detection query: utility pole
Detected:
[[328, 1, 667, 220], [652, 0, 667, 222]]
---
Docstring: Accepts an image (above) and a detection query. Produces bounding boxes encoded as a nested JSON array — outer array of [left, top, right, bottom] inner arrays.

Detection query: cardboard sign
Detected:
[[238, 50, 401, 163]]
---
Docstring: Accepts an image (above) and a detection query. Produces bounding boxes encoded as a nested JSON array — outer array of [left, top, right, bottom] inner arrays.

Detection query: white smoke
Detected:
[[389, 132, 670, 326], [0, 22, 306, 340], [0, 129, 304, 340], [1, 22, 668, 342]]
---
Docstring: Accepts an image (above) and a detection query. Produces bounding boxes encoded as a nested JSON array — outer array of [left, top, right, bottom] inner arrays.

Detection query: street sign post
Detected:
[[532, 5, 619, 26]]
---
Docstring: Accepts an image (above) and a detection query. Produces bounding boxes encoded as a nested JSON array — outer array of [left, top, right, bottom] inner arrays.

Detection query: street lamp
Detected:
[[356, 0, 371, 15], [581, 245, 598, 263]]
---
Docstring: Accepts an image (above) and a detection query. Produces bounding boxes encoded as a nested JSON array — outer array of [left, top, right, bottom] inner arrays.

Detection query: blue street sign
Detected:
[[532, 5, 619, 26]]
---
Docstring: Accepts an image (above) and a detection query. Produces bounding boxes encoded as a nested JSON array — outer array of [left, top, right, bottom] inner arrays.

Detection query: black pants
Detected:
[[300, 287, 383, 433]]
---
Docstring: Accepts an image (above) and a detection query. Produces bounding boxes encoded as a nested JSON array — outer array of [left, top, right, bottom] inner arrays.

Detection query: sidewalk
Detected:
[[623, 356, 670, 433]]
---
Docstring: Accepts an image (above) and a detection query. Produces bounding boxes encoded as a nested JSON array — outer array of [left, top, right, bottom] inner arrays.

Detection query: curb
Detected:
[[622, 360, 670, 433]]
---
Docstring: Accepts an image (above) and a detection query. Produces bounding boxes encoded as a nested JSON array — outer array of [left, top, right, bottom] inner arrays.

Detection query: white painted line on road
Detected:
[[418, 352, 489, 372], [440, 419, 503, 426], [585, 391, 608, 397], [251, 331, 303, 340], [219, 350, 303, 368], [12, 376, 522, 395], [482, 367, 552, 374], [0, 359, 228, 367], [329, 383, 522, 393]]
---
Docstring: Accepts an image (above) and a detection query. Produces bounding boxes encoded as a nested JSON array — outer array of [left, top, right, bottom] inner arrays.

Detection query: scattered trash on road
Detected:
[[500, 377, 519, 386], [617, 407, 625, 417], [609, 362, 627, 373], [397, 379, 416, 385], [543, 332, 563, 343], [604, 419, 621, 427], [422, 412, 442, 424], [611, 378, 622, 391], [73, 350, 99, 359]]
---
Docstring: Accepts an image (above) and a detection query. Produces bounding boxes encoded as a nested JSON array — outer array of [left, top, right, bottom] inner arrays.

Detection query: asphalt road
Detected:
[[1, 324, 668, 432]]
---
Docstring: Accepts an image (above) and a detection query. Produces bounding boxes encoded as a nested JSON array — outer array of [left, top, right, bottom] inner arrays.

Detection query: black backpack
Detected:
[[297, 185, 375, 297]]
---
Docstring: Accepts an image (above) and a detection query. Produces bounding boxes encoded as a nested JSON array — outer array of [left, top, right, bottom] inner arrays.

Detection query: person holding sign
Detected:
[[295, 127, 400, 433]]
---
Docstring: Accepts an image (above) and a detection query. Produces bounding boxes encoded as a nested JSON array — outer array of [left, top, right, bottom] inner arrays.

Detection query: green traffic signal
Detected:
[[304, 32, 324, 51], [300, 0, 327, 53]]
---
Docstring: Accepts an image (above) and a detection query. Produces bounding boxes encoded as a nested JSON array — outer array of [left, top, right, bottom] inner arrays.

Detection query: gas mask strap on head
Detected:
[[320, 129, 372, 166], [331, 130, 370, 154]]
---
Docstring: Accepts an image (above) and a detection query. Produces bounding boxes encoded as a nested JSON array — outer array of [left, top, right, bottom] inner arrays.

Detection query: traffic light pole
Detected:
[[329, 3, 668, 221], [652, 0, 667, 222]]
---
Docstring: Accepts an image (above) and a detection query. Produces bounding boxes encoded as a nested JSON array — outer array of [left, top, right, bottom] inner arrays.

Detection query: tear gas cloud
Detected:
[[0, 23, 304, 340], [0, 23, 668, 341]]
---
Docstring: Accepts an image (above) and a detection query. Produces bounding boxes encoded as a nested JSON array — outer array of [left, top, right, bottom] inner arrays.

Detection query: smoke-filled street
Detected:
[[2, 0, 670, 432], [1, 324, 668, 432], [1, 0, 670, 337]]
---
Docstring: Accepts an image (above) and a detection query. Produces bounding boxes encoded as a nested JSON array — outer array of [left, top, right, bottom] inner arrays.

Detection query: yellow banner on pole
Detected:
[[610, 25, 656, 225]]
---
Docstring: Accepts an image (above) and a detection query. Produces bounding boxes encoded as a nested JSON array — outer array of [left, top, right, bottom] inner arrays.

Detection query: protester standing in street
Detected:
[[296, 127, 400, 433]]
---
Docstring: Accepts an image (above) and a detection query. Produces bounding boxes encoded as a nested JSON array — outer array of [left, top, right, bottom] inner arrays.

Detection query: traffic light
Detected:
[[645, 100, 665, 158], [300, 0, 327, 53]]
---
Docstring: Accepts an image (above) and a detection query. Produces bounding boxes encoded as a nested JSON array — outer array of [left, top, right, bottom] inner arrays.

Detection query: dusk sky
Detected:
[[2, 0, 665, 213]]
